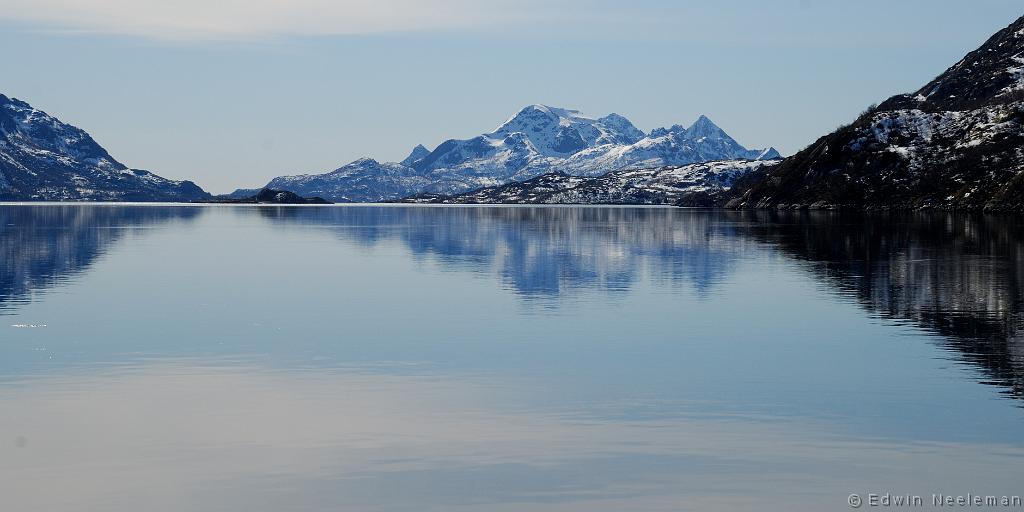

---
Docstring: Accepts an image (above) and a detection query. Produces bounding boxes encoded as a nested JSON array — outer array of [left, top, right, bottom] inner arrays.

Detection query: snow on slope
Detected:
[[399, 144, 430, 167], [0, 94, 208, 201], [488, 105, 646, 157], [556, 116, 780, 176], [267, 158, 432, 203], [404, 159, 780, 205], [254, 105, 779, 202], [729, 14, 1024, 211]]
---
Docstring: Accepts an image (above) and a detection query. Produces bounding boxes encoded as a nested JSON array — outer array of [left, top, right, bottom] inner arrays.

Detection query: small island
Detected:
[[201, 188, 332, 205]]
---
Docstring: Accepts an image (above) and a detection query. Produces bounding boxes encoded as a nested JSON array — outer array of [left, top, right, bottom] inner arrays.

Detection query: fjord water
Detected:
[[2, 205, 1023, 511]]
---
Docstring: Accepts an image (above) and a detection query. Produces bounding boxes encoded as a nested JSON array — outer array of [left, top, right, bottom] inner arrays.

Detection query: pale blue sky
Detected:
[[2, 1, 1021, 193]]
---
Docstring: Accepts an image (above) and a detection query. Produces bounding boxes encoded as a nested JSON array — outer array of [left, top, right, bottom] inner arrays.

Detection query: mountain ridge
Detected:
[[0, 94, 209, 202], [401, 158, 780, 206], [249, 106, 778, 203], [726, 14, 1024, 212]]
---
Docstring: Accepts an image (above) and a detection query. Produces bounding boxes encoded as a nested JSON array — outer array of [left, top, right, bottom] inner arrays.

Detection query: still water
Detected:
[[1, 205, 1022, 511]]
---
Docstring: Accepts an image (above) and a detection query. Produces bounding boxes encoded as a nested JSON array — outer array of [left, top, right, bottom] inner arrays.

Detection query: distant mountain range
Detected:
[[726, 14, 1024, 211], [402, 159, 779, 205], [0, 94, 209, 201], [5, 13, 1024, 210], [239, 106, 780, 202], [440, 14, 1024, 212]]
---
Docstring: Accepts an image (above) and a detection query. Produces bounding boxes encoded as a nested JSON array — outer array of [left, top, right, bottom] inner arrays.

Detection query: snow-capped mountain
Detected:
[[399, 144, 430, 167], [728, 14, 1024, 211], [266, 158, 431, 203], [554, 116, 780, 176], [0, 94, 209, 201], [246, 105, 779, 202], [402, 159, 780, 205], [486, 105, 646, 157]]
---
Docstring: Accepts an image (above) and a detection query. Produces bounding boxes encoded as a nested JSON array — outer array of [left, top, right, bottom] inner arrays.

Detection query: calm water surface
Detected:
[[1, 205, 1023, 511]]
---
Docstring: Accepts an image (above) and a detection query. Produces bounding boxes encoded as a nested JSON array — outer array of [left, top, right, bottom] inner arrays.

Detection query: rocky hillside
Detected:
[[726, 15, 1024, 211], [402, 159, 778, 205], [0, 94, 209, 201]]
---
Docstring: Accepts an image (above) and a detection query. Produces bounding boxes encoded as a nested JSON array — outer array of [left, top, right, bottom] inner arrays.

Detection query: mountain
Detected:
[[554, 116, 781, 176], [264, 158, 429, 203], [0, 94, 209, 201], [399, 144, 430, 167], [248, 105, 778, 202], [401, 159, 779, 205], [484, 105, 647, 158], [726, 15, 1024, 211]]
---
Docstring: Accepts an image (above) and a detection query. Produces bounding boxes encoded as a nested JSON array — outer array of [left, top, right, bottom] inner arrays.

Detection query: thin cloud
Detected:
[[0, 0, 563, 41]]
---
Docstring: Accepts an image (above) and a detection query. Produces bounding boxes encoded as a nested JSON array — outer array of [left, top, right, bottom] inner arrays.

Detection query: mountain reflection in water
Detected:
[[256, 206, 747, 299], [256, 206, 1024, 401], [733, 210, 1024, 401], [1, 205, 1022, 402], [0, 205, 202, 313], [3, 204, 1024, 511]]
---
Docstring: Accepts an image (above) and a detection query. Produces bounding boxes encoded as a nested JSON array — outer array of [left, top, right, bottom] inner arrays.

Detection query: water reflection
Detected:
[[253, 206, 1024, 403], [3, 205, 1024, 511], [0, 205, 201, 313], [256, 206, 747, 299], [733, 210, 1024, 400], [3, 205, 1024, 403]]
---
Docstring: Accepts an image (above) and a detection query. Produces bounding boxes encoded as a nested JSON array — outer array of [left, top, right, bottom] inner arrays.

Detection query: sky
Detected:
[[2, 0, 1022, 193]]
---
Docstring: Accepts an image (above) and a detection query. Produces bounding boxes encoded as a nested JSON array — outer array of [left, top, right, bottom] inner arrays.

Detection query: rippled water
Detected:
[[1, 205, 1023, 511]]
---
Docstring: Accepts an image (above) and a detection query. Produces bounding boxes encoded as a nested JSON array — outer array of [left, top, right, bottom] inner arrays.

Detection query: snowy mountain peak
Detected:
[[597, 113, 646, 142], [255, 104, 779, 202], [649, 124, 688, 138], [490, 104, 646, 156], [755, 147, 783, 160], [400, 144, 430, 167], [349, 157, 380, 166], [599, 112, 628, 123], [685, 115, 731, 141], [494, 105, 569, 133]]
